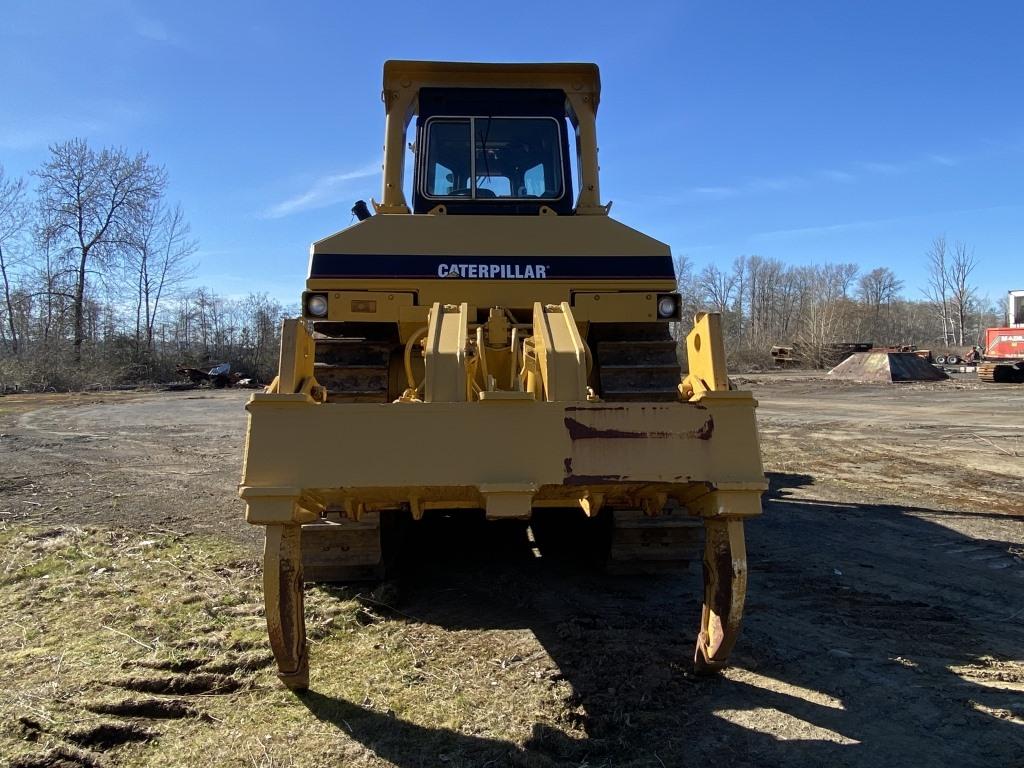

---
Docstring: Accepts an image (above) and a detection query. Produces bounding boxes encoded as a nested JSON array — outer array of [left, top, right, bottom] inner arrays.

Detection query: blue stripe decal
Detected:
[[309, 254, 675, 280]]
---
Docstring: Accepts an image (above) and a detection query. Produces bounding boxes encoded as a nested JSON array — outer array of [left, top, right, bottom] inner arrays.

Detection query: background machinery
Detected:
[[978, 290, 1024, 383], [239, 61, 766, 689]]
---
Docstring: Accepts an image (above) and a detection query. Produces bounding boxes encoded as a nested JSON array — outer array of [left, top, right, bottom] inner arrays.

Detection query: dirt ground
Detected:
[[1, 375, 1022, 767]]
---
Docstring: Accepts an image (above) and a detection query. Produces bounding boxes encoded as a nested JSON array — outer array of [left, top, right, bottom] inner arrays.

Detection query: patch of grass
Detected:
[[0, 524, 577, 767]]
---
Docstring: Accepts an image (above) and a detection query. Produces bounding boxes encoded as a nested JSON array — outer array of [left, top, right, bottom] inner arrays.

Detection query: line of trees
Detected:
[[675, 248, 1000, 368], [0, 141, 287, 390]]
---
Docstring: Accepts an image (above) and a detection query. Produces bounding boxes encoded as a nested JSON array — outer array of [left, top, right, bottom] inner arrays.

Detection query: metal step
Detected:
[[595, 340, 680, 367], [596, 340, 681, 401], [301, 513, 385, 582], [607, 509, 703, 575], [313, 339, 394, 402], [314, 363, 388, 397], [314, 339, 393, 367]]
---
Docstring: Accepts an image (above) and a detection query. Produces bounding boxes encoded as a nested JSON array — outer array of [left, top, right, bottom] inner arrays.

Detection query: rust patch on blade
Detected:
[[702, 543, 734, 661], [565, 403, 709, 411], [564, 416, 668, 440], [709, 547, 734, 620], [564, 416, 714, 441]]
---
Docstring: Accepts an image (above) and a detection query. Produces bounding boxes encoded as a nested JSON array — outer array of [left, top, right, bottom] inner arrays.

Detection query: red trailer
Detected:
[[979, 289, 1024, 383]]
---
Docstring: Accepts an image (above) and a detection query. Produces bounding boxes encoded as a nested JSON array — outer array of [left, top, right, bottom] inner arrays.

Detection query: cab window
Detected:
[[421, 117, 563, 200]]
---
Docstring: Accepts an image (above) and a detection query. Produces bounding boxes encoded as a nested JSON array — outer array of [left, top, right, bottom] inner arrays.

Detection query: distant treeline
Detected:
[[0, 140, 1007, 390], [0, 140, 288, 390], [675, 241, 1001, 368]]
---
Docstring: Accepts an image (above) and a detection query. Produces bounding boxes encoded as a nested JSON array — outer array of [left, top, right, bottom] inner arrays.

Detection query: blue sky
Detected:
[[2, 1, 1021, 306]]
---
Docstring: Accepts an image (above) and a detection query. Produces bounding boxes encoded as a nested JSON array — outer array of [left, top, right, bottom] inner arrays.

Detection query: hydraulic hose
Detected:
[[475, 326, 489, 386], [404, 326, 429, 392]]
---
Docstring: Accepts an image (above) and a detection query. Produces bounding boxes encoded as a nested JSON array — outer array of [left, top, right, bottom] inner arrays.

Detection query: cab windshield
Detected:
[[422, 117, 564, 201]]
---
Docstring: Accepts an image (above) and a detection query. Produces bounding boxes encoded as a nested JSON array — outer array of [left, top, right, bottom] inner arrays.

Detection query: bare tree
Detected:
[[244, 293, 286, 379], [921, 235, 981, 346], [834, 263, 860, 298], [949, 240, 979, 345], [857, 266, 903, 344], [696, 260, 745, 347], [698, 263, 737, 316], [0, 167, 29, 354], [126, 202, 197, 354], [34, 139, 166, 362], [670, 254, 700, 355], [743, 255, 787, 351], [795, 265, 853, 366], [673, 254, 700, 318], [997, 294, 1010, 326], [922, 235, 954, 344]]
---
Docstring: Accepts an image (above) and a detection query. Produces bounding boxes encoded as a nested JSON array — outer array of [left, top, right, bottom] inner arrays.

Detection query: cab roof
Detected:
[[383, 60, 601, 112]]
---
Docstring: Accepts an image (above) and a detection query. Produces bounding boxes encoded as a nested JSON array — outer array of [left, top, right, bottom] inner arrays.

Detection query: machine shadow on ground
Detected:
[[297, 473, 1024, 767]]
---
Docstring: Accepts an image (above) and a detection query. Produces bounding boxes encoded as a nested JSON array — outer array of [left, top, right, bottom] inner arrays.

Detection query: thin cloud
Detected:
[[751, 203, 1024, 242], [263, 164, 380, 218], [689, 186, 739, 201], [819, 169, 855, 183], [675, 149, 967, 207], [0, 102, 143, 150], [135, 16, 171, 43], [679, 174, 801, 202], [752, 218, 889, 241], [0, 121, 99, 150], [747, 175, 801, 192], [859, 160, 903, 175]]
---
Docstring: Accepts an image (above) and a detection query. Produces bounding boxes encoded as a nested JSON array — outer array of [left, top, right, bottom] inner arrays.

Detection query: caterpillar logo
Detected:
[[437, 263, 548, 279]]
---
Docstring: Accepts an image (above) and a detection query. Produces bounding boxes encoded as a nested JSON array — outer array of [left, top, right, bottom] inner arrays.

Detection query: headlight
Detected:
[[306, 294, 328, 317], [657, 294, 680, 319]]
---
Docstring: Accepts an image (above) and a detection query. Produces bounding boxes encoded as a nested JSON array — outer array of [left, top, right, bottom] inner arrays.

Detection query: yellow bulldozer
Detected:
[[239, 61, 766, 690]]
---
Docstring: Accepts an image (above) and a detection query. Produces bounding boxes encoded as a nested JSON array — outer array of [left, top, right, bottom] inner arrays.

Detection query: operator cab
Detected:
[[412, 88, 574, 216]]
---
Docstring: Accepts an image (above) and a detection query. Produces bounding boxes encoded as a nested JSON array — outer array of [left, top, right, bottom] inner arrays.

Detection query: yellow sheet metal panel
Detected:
[[276, 319, 316, 394], [564, 90, 603, 213], [309, 280, 677, 316], [312, 214, 670, 257], [383, 60, 600, 103], [683, 313, 730, 398], [572, 292, 660, 322], [424, 302, 469, 402], [533, 302, 588, 401], [307, 215, 676, 312], [239, 397, 764, 494], [313, 291, 413, 322]]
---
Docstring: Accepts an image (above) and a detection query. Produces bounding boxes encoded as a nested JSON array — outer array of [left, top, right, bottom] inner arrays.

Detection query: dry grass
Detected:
[[0, 525, 584, 768]]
